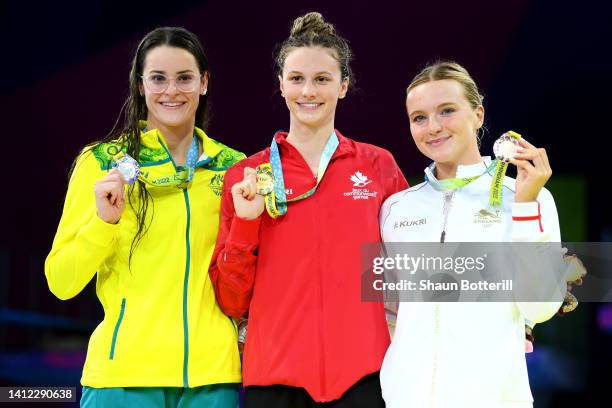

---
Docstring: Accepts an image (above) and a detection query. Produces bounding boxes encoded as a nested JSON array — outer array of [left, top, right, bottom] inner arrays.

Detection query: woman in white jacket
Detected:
[[379, 61, 564, 408]]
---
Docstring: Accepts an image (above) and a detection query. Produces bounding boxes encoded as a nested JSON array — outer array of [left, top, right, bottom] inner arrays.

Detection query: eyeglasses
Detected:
[[140, 73, 202, 94]]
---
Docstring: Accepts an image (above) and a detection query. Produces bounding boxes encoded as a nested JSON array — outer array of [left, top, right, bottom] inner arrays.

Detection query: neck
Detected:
[[286, 121, 335, 173], [147, 118, 196, 166], [435, 156, 484, 180], [435, 162, 460, 180]]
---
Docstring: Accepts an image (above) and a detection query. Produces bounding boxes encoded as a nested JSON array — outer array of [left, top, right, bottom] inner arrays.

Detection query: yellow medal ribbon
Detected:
[[489, 130, 522, 207]]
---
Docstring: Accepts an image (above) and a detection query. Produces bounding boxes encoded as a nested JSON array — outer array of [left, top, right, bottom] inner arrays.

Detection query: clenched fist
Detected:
[[231, 167, 264, 220], [94, 169, 127, 224]]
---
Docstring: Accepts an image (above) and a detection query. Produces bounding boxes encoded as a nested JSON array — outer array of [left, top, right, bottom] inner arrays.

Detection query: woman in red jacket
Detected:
[[209, 12, 407, 407]]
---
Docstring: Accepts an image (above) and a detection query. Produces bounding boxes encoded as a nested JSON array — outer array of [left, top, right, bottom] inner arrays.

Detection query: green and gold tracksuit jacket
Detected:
[[45, 125, 245, 388]]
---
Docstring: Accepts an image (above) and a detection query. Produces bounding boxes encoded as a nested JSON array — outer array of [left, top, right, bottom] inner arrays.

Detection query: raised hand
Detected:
[[231, 167, 265, 220], [510, 139, 552, 203], [94, 169, 127, 224]]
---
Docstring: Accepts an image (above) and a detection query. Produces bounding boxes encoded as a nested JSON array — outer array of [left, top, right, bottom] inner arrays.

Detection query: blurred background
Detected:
[[1, 0, 610, 406]]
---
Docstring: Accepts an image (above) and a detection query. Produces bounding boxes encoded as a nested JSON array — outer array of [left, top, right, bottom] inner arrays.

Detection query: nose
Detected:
[[301, 80, 316, 98], [428, 115, 442, 134], [164, 79, 179, 96]]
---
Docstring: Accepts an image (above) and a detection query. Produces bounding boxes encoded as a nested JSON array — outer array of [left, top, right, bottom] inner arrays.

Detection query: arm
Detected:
[[44, 151, 121, 300], [510, 140, 565, 323], [512, 190, 565, 323], [209, 165, 263, 318], [379, 151, 408, 336], [381, 149, 409, 200]]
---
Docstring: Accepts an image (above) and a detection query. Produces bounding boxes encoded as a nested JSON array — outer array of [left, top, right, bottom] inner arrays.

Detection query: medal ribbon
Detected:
[[426, 160, 504, 207], [426, 130, 521, 207], [489, 130, 521, 207], [117, 131, 199, 189], [261, 131, 339, 218]]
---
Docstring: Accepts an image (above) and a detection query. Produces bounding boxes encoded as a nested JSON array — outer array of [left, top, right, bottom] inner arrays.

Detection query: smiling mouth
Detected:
[[426, 136, 451, 146], [160, 102, 186, 108], [298, 102, 323, 110]]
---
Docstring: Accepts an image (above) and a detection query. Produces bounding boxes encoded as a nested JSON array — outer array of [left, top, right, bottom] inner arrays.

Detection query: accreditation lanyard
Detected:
[[259, 131, 339, 218], [426, 160, 508, 207]]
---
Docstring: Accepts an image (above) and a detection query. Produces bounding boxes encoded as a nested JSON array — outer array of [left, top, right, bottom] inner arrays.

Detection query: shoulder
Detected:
[[383, 182, 429, 207], [89, 141, 125, 170], [205, 137, 247, 171], [351, 139, 397, 162], [67, 145, 111, 186]]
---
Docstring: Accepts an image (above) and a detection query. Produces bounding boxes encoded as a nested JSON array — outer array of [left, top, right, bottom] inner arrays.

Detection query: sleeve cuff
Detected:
[[228, 216, 261, 247], [512, 201, 544, 239]]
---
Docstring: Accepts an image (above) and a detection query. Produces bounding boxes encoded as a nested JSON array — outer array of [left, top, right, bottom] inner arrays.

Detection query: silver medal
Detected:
[[112, 153, 140, 184], [493, 132, 520, 162]]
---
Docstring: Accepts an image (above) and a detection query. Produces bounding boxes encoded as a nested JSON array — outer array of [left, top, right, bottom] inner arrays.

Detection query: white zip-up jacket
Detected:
[[379, 157, 563, 408]]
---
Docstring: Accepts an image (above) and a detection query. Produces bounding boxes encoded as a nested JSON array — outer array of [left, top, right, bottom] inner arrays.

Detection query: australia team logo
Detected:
[[209, 173, 224, 196]]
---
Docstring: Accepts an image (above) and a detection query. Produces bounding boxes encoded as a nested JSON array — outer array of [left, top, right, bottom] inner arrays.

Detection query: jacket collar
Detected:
[[273, 129, 354, 160], [425, 156, 493, 182], [139, 120, 222, 163]]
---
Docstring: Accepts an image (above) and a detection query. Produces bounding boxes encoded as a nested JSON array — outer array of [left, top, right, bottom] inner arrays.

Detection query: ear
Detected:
[[139, 81, 145, 97], [200, 71, 209, 95], [278, 75, 285, 97], [338, 78, 349, 99], [474, 105, 484, 128]]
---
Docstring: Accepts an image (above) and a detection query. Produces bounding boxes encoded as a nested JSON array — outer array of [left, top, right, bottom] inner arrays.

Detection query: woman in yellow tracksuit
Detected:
[[45, 27, 244, 407]]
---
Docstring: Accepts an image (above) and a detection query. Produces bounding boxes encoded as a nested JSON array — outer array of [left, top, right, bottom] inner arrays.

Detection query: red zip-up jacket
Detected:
[[209, 131, 408, 401]]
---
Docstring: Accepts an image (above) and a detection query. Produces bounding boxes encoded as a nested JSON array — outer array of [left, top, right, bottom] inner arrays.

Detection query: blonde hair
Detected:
[[407, 61, 483, 109]]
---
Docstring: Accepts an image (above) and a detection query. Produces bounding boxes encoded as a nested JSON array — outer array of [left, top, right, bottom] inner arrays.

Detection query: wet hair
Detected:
[[407, 61, 483, 110], [275, 12, 353, 86], [77, 27, 210, 266]]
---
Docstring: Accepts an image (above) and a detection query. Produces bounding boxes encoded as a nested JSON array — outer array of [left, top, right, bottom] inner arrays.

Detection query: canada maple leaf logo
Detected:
[[350, 171, 372, 187]]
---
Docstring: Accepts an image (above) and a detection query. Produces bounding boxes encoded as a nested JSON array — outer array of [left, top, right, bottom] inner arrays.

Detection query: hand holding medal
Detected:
[[507, 138, 552, 203], [490, 131, 552, 204], [231, 167, 264, 220], [94, 168, 128, 225], [94, 153, 141, 224]]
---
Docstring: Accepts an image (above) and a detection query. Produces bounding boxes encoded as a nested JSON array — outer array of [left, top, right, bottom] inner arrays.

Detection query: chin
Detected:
[[297, 117, 323, 128], [156, 116, 190, 128]]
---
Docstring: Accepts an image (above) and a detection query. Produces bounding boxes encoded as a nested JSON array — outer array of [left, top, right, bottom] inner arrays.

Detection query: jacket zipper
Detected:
[[440, 191, 454, 243], [314, 192, 327, 400], [431, 304, 440, 401], [109, 298, 126, 360], [432, 191, 454, 398], [182, 188, 192, 387]]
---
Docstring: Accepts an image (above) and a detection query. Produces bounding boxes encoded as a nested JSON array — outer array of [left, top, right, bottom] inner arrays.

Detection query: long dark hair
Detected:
[[79, 27, 211, 265]]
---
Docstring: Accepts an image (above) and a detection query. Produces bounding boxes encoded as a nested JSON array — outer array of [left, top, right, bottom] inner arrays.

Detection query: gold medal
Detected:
[[256, 165, 274, 195]]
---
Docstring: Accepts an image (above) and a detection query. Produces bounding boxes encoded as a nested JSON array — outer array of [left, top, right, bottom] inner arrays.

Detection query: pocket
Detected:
[[109, 298, 126, 360]]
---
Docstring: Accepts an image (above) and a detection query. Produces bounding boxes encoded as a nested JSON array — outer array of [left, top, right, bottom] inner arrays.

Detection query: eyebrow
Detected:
[[408, 102, 456, 117], [147, 69, 196, 74], [286, 70, 334, 76], [408, 110, 424, 118], [409, 102, 457, 115]]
